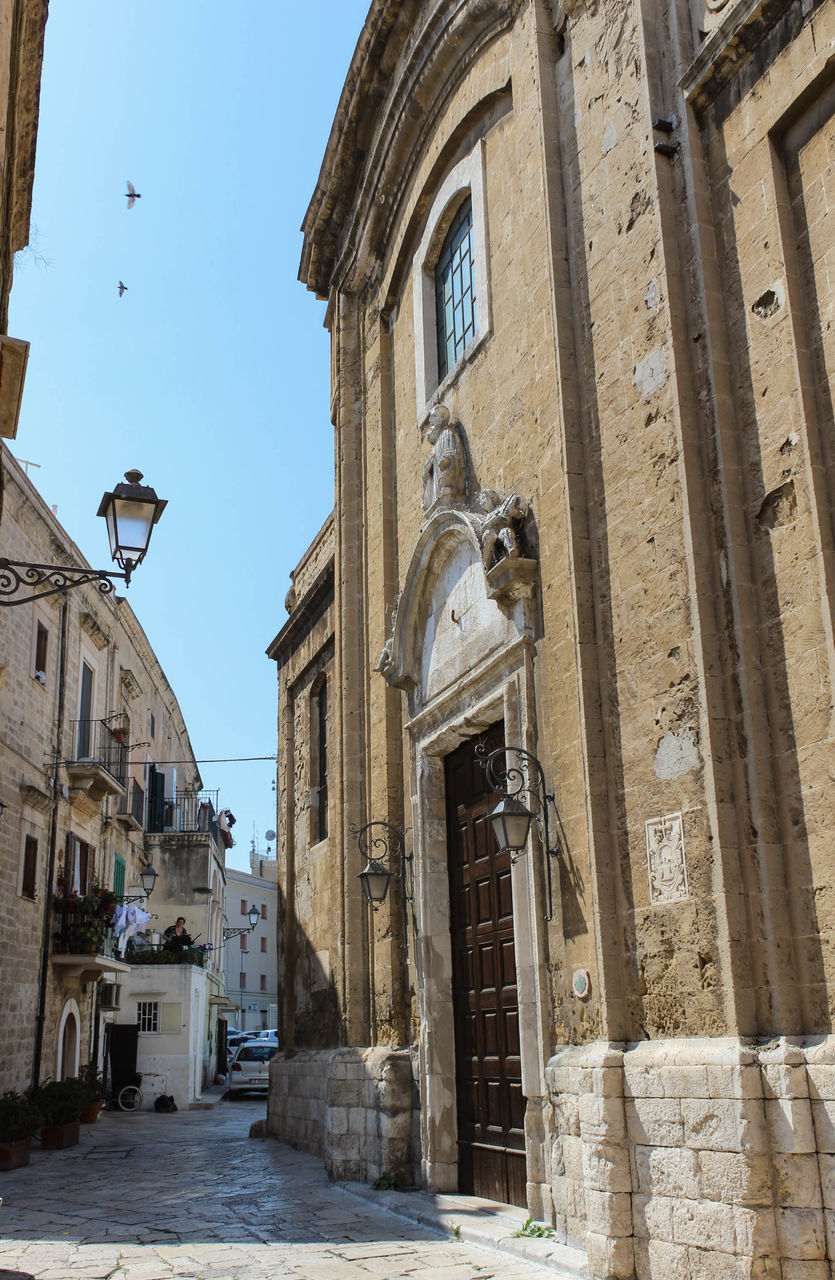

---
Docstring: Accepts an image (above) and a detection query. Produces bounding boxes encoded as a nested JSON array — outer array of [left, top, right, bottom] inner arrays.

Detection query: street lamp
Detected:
[[97, 469, 167, 582], [223, 904, 260, 941], [0, 469, 166, 606], [476, 742, 561, 922], [118, 861, 158, 906], [351, 821, 414, 951]]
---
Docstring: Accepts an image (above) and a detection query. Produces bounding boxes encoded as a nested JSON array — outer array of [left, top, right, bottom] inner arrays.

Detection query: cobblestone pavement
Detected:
[[0, 1099, 557, 1280]]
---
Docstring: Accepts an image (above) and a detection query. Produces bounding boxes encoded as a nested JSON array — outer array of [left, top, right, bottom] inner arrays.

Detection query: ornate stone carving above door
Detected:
[[377, 412, 539, 700]]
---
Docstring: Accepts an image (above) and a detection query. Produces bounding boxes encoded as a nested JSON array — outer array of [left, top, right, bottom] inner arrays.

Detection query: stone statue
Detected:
[[422, 404, 466, 511], [476, 490, 527, 569]]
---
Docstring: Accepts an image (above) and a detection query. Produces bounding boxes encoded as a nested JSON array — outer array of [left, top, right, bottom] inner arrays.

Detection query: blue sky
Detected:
[[9, 1, 370, 870]]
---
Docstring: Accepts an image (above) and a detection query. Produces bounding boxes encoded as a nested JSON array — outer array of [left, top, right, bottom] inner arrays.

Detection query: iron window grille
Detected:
[[435, 197, 476, 381]]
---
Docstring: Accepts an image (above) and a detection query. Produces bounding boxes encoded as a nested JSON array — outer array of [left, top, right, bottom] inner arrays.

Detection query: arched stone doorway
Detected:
[[379, 497, 550, 1209], [56, 998, 81, 1080]]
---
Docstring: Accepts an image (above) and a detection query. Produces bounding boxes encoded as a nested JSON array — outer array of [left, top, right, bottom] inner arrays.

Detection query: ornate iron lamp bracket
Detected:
[[350, 820, 414, 948], [0, 557, 129, 606], [476, 742, 561, 921]]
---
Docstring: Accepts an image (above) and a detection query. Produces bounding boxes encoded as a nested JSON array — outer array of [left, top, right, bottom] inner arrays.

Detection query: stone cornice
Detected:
[[299, 0, 524, 299], [681, 0, 823, 115]]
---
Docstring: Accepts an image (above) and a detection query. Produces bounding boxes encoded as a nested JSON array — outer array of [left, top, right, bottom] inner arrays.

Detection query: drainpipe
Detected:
[[32, 594, 69, 1084]]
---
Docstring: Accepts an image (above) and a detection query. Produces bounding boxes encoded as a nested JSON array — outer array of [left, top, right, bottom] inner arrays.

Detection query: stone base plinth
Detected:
[[547, 1036, 835, 1279], [267, 1046, 415, 1184]]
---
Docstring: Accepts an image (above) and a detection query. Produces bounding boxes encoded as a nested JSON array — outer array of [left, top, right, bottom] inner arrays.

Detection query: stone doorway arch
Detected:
[[56, 998, 81, 1080], [378, 500, 551, 1210]]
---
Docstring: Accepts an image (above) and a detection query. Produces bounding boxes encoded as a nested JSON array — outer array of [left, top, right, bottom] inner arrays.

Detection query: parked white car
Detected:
[[227, 1038, 278, 1094]]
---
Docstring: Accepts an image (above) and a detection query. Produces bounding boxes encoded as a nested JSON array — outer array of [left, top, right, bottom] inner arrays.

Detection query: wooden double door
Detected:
[[444, 725, 527, 1208]]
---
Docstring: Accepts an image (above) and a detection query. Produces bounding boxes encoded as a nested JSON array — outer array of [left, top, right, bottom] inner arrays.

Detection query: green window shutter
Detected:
[[161, 1002, 182, 1034], [113, 855, 126, 897]]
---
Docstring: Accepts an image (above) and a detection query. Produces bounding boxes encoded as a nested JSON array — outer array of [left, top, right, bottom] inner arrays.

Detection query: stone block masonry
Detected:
[[548, 1037, 835, 1276], [267, 1047, 414, 1185]]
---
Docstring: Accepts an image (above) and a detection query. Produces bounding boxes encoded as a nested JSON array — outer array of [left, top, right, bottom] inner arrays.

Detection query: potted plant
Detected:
[[0, 1090, 40, 1169], [76, 922, 106, 954], [78, 1063, 107, 1124], [29, 1078, 86, 1148]]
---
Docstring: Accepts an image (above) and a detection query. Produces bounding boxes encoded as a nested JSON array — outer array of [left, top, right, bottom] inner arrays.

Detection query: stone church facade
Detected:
[[267, 0, 835, 1275]]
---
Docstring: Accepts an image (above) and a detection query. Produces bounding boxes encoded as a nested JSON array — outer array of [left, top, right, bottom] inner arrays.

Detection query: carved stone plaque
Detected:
[[645, 811, 688, 904]]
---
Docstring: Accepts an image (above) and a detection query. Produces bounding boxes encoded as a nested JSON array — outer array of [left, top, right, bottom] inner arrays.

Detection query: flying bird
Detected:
[[125, 181, 141, 209], [118, 281, 128, 297]]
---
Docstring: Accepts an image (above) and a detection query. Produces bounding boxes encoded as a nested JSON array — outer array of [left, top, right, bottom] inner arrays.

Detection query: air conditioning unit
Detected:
[[99, 983, 121, 1010]]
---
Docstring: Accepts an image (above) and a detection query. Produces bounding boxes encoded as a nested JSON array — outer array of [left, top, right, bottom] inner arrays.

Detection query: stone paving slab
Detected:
[[0, 1100, 577, 1279]]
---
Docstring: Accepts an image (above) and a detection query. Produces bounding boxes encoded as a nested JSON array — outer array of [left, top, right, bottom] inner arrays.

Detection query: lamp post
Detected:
[[118, 861, 159, 905], [476, 742, 561, 921], [0, 469, 166, 606], [222, 904, 260, 942], [351, 821, 413, 952]]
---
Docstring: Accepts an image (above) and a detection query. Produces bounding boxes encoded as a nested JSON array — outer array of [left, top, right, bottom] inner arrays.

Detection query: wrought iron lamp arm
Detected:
[[350, 821, 414, 951], [478, 743, 560, 922], [222, 924, 254, 941], [0, 557, 131, 607]]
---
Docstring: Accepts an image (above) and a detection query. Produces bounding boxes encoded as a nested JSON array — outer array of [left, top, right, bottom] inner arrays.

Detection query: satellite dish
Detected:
[[264, 830, 276, 842]]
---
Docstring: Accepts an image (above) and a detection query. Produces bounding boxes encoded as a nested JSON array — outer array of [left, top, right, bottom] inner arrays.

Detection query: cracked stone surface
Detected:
[[0, 1100, 552, 1279]]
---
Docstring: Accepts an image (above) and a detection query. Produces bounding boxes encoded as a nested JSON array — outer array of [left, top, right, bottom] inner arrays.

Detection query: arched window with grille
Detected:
[[434, 196, 476, 381], [412, 142, 492, 414]]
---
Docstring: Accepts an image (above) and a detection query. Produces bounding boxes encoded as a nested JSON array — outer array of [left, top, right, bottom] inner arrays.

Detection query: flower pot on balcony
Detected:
[[80, 1099, 103, 1124], [0, 1136, 31, 1169], [40, 1119, 80, 1149]]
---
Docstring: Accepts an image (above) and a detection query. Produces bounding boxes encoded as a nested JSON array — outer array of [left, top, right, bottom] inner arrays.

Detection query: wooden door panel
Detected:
[[446, 724, 527, 1209]]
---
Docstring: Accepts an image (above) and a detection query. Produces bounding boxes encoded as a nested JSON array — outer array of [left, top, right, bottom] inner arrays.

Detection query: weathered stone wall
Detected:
[[549, 1036, 835, 1277], [267, 1047, 415, 1184], [268, 517, 340, 1051], [288, 0, 835, 1268], [0, 447, 207, 1091]]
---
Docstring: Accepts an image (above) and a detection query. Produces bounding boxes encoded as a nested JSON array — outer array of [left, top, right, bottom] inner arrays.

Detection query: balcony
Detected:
[[66, 719, 127, 811], [51, 904, 130, 981], [147, 789, 233, 848], [123, 939, 206, 968], [116, 778, 145, 832]]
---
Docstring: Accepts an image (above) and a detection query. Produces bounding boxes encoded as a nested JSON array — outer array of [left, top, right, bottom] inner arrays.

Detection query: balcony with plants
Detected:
[[51, 881, 130, 979]]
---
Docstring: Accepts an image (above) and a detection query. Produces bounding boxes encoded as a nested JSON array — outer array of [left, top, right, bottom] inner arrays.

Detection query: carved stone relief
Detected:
[[645, 811, 688, 904], [377, 407, 539, 687], [421, 404, 467, 513]]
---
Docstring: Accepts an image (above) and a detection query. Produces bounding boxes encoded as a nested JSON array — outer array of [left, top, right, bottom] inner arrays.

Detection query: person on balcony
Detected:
[[163, 917, 193, 949]]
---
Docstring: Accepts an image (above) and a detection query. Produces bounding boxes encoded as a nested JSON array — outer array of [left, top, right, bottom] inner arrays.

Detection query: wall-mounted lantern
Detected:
[[476, 742, 561, 921]]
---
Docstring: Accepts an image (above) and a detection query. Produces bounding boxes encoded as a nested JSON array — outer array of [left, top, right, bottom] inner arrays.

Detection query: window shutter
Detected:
[[161, 1002, 182, 1034]]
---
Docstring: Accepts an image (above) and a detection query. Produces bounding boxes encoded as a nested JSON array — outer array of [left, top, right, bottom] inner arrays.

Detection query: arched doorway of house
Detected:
[[56, 999, 80, 1080], [444, 723, 527, 1207]]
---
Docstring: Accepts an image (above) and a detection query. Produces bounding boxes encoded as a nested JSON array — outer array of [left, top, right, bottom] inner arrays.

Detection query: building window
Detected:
[[148, 711, 155, 739], [435, 198, 476, 381], [239, 971, 247, 990], [113, 855, 126, 898], [65, 834, 93, 896], [260, 974, 267, 992], [239, 933, 247, 951], [33, 622, 48, 685], [260, 903, 267, 920], [240, 898, 247, 916], [311, 676, 328, 842], [21, 835, 38, 899], [412, 144, 492, 414], [77, 661, 94, 758], [137, 1001, 160, 1033], [261, 936, 267, 953]]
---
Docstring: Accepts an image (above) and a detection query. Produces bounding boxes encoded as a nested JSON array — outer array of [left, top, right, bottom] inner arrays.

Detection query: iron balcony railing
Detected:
[[52, 906, 121, 960], [71, 719, 128, 788], [118, 777, 145, 827], [148, 788, 220, 835]]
